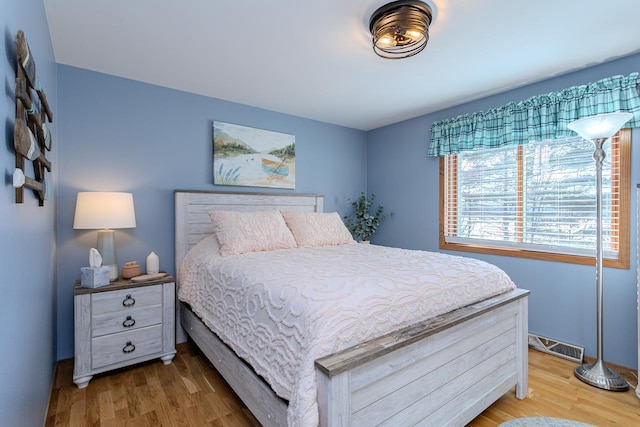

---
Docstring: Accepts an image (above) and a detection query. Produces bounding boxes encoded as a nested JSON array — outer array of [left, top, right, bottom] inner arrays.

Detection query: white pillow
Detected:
[[281, 211, 355, 247], [194, 233, 221, 256], [208, 210, 297, 256]]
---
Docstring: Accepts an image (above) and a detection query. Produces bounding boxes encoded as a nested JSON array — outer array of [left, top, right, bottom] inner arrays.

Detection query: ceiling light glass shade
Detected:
[[369, 0, 433, 59], [73, 192, 136, 229], [567, 112, 633, 140]]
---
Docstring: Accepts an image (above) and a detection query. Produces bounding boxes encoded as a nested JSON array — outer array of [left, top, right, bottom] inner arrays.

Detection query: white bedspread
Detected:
[[178, 239, 516, 426]]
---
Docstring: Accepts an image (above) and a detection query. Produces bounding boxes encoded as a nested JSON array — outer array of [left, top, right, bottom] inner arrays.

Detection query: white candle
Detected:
[[146, 251, 159, 274]]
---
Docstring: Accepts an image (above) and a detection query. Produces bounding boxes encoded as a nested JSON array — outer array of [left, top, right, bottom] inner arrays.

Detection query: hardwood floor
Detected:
[[468, 352, 640, 426], [46, 341, 261, 427], [47, 341, 640, 426]]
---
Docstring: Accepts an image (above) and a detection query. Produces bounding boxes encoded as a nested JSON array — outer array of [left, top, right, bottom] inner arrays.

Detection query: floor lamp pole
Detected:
[[573, 137, 628, 391]]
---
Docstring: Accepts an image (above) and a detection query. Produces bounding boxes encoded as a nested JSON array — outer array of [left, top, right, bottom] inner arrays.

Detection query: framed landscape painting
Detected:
[[213, 121, 295, 189]]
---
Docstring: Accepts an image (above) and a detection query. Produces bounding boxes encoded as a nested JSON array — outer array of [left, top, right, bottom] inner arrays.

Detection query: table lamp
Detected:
[[73, 192, 136, 281]]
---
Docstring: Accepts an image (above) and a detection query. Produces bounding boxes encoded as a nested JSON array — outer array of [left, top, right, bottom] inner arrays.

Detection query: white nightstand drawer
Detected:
[[92, 324, 163, 368], [92, 305, 163, 337], [91, 285, 161, 315]]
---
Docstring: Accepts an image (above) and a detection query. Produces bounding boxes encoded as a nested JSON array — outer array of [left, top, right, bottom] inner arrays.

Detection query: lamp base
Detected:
[[574, 359, 629, 391], [104, 264, 118, 282], [96, 229, 118, 281]]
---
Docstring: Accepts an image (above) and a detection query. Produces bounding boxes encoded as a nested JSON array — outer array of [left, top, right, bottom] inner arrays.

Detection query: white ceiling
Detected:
[[44, 0, 640, 131]]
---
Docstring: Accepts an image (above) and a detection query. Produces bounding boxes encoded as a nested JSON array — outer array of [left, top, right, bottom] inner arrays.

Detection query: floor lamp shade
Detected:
[[73, 192, 136, 280], [567, 112, 633, 140], [567, 112, 632, 391]]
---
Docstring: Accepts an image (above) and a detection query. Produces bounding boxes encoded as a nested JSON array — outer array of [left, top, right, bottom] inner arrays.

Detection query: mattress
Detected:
[[178, 237, 516, 426]]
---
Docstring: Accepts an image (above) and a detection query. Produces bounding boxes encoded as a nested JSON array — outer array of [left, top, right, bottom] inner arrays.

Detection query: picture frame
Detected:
[[213, 121, 295, 189]]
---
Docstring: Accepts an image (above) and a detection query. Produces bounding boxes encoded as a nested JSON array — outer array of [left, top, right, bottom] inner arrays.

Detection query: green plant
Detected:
[[343, 192, 389, 241]]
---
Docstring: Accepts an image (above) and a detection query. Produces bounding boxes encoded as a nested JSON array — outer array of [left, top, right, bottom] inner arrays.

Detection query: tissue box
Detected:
[[80, 266, 110, 288]]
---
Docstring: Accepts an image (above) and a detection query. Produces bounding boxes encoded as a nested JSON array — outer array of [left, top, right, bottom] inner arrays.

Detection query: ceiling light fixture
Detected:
[[369, 0, 433, 59]]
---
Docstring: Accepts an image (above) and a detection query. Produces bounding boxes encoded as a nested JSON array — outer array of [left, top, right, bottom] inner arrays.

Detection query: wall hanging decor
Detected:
[[12, 30, 53, 206], [213, 121, 295, 189]]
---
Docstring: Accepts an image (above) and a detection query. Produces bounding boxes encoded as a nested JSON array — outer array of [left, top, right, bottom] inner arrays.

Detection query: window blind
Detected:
[[444, 134, 621, 257]]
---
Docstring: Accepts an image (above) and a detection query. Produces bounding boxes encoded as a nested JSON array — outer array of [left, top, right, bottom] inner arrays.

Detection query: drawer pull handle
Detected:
[[122, 294, 136, 307], [122, 316, 136, 328], [123, 341, 136, 353]]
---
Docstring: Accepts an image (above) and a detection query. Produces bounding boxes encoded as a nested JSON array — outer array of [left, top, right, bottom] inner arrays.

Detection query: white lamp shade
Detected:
[[567, 112, 633, 140], [73, 192, 136, 229]]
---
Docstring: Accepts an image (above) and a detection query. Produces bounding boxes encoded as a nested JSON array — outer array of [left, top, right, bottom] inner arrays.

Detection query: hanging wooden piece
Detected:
[[16, 30, 53, 121], [13, 168, 49, 202], [16, 78, 52, 151], [14, 30, 53, 206]]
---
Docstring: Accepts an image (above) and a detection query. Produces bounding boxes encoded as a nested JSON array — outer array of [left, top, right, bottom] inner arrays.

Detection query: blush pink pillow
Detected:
[[281, 211, 355, 247], [208, 210, 297, 256]]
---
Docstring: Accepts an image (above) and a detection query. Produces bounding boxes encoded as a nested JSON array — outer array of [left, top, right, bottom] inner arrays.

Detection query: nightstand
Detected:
[[73, 275, 176, 388]]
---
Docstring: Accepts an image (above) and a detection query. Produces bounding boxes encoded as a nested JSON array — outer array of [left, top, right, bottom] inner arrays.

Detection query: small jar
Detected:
[[121, 261, 141, 279]]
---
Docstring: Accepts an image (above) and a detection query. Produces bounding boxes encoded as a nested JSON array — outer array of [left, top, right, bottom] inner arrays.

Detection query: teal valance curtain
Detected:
[[428, 72, 640, 156]]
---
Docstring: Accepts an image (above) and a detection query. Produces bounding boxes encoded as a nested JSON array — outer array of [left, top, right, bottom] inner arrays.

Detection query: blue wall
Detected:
[[55, 65, 368, 359], [0, 0, 58, 425], [368, 53, 640, 369]]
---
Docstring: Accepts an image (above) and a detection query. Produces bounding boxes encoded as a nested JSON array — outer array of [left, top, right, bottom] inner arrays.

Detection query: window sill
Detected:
[[440, 240, 629, 269]]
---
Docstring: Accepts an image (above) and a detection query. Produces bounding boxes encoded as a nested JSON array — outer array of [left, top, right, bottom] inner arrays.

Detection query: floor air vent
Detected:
[[528, 333, 584, 363]]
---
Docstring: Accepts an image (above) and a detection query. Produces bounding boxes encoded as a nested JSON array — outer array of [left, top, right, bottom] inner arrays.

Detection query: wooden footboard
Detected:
[[315, 288, 529, 426], [180, 289, 528, 427]]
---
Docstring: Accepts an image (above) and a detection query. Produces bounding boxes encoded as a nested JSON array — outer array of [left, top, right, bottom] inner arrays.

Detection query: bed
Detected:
[[174, 190, 529, 427]]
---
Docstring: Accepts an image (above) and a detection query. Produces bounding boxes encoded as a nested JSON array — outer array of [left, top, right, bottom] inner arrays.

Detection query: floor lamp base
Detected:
[[574, 359, 629, 391]]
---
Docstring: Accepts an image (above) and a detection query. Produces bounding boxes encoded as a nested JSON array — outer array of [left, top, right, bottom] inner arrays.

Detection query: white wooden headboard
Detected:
[[174, 190, 324, 277]]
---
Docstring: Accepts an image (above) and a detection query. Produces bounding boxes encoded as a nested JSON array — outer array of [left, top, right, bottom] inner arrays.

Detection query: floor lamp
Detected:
[[567, 112, 632, 391]]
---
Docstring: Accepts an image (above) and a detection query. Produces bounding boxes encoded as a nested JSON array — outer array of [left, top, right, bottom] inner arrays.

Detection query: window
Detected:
[[440, 129, 630, 268]]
